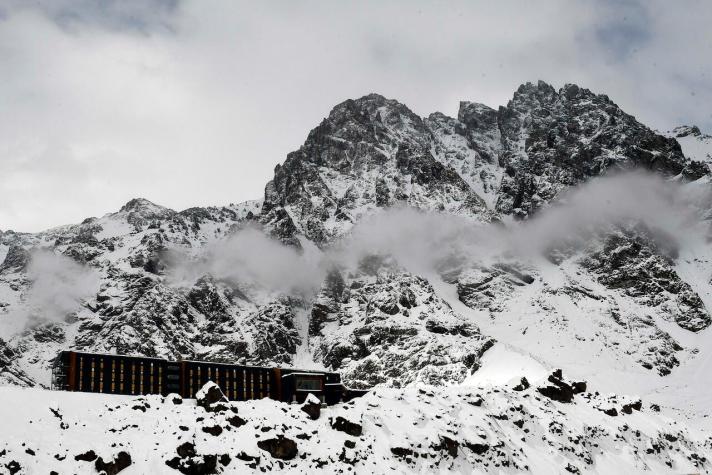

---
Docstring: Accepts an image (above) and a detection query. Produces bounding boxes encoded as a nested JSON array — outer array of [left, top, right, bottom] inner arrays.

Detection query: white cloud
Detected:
[[22, 249, 100, 324], [0, 0, 710, 232], [165, 171, 711, 300]]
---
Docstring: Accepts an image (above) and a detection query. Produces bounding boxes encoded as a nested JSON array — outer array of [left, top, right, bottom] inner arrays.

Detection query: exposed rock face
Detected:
[[310, 268, 494, 388], [582, 225, 711, 332], [456, 263, 536, 312], [0, 83, 710, 392], [493, 82, 705, 218], [0, 339, 34, 387], [425, 104, 503, 208], [260, 93, 492, 245], [0, 245, 30, 274], [244, 301, 300, 366], [120, 198, 175, 228]]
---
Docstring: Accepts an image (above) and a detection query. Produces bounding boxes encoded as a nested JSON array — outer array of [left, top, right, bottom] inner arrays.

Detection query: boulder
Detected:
[[257, 435, 298, 460], [622, 399, 642, 414], [227, 414, 247, 428], [165, 443, 219, 475], [167, 393, 183, 405], [74, 450, 97, 462], [331, 416, 363, 437], [202, 424, 223, 436], [95, 451, 132, 475], [537, 369, 587, 404], [301, 393, 321, 420], [432, 435, 459, 457], [513, 377, 530, 391], [196, 381, 228, 413]]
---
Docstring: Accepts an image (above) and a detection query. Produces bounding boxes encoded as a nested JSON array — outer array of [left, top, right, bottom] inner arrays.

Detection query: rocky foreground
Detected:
[[1, 371, 710, 474]]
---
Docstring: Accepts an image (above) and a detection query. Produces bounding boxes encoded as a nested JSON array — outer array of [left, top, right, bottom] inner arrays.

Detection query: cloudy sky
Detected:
[[0, 0, 710, 232]]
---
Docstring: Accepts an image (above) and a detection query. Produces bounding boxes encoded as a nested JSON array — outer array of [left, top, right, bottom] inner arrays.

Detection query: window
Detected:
[[296, 377, 321, 391]]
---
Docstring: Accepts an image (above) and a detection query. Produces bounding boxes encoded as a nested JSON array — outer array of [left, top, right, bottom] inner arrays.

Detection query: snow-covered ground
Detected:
[[0, 376, 709, 474], [431, 256, 712, 433]]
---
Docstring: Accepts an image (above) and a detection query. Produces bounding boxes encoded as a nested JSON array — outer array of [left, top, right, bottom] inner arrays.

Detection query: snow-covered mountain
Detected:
[[2, 81, 712, 473], [668, 124, 712, 168]]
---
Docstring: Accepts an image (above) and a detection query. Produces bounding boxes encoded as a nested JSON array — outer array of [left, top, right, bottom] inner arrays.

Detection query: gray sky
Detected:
[[0, 0, 711, 232]]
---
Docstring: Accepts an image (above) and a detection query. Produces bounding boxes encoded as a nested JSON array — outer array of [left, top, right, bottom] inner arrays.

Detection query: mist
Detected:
[[22, 250, 100, 324], [167, 171, 711, 296], [166, 224, 326, 296]]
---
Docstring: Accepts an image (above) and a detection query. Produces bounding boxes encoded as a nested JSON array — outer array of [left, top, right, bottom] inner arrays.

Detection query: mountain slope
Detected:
[[0, 82, 711, 432]]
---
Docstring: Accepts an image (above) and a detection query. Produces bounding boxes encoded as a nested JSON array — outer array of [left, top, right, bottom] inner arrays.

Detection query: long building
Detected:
[[51, 350, 366, 405]]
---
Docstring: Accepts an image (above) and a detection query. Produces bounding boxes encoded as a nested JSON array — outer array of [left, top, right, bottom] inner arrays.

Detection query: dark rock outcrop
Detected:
[[94, 451, 132, 475], [196, 382, 228, 413], [256, 436, 298, 460], [331, 416, 363, 437], [537, 370, 586, 404]]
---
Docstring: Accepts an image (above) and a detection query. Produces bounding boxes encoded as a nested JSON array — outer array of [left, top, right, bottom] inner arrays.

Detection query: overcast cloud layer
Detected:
[[0, 0, 711, 232]]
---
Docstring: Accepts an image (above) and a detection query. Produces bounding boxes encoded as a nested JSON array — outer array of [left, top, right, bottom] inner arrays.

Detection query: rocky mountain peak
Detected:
[[493, 80, 708, 217], [457, 101, 498, 131], [506, 80, 605, 115], [120, 197, 169, 214], [673, 125, 703, 138], [261, 92, 488, 244], [514, 79, 558, 99], [317, 93, 427, 148], [118, 198, 175, 225]]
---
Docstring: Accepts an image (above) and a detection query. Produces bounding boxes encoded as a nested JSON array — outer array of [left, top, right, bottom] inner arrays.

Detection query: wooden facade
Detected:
[[51, 350, 365, 404]]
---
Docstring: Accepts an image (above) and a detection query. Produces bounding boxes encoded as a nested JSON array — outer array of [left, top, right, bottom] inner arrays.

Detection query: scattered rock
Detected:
[[166, 454, 218, 475], [74, 450, 98, 462], [432, 435, 459, 457], [95, 451, 132, 475], [236, 451, 261, 469], [166, 443, 219, 475], [301, 393, 321, 420], [219, 454, 231, 466], [196, 382, 228, 413], [390, 447, 414, 458], [176, 442, 196, 459], [572, 381, 587, 394], [202, 424, 223, 436], [331, 416, 363, 437], [513, 377, 530, 391], [227, 414, 247, 428], [257, 435, 298, 460], [537, 370, 586, 404], [5, 460, 21, 475], [622, 400, 642, 414], [465, 442, 489, 455], [168, 393, 183, 405]]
